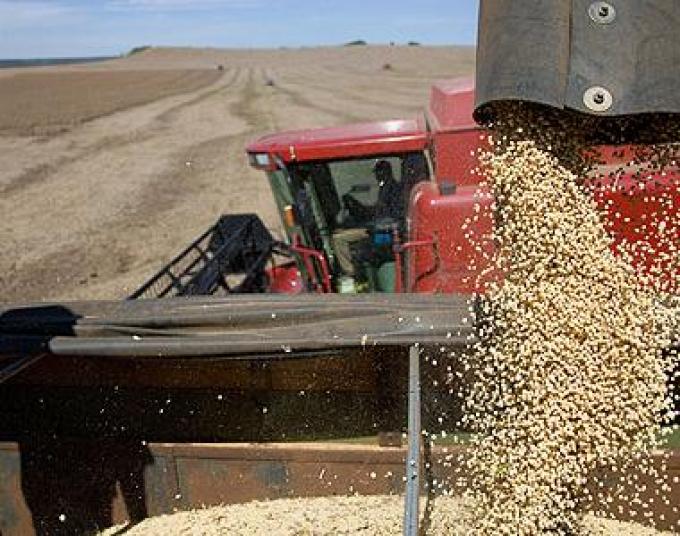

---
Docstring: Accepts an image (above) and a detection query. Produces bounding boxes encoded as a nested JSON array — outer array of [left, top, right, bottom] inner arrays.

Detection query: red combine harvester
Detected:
[[243, 79, 488, 297], [132, 78, 678, 301], [129, 82, 486, 300]]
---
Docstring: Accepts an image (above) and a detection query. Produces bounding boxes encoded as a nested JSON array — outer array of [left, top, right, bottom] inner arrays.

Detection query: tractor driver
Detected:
[[373, 159, 402, 221], [333, 159, 403, 277]]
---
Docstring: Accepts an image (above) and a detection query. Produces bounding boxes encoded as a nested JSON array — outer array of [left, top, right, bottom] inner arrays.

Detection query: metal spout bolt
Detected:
[[589, 1, 616, 24]]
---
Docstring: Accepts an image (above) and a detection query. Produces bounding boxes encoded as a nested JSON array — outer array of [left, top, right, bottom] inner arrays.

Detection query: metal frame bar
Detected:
[[403, 344, 421, 536], [0, 353, 47, 385], [392, 231, 439, 293]]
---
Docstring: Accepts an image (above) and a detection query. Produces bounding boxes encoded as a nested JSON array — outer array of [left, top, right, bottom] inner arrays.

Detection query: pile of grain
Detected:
[[458, 124, 678, 535], [100, 495, 673, 535]]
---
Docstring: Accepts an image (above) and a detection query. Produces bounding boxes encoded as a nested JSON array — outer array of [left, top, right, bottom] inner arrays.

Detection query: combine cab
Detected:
[[132, 121, 437, 298], [246, 120, 432, 294]]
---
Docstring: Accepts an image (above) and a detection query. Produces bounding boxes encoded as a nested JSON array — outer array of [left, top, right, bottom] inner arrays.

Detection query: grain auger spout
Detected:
[[475, 0, 680, 142], [473, 0, 680, 306], [473, 0, 680, 424]]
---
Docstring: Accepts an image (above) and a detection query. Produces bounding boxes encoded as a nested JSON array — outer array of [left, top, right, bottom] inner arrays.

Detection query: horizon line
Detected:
[[0, 42, 477, 61]]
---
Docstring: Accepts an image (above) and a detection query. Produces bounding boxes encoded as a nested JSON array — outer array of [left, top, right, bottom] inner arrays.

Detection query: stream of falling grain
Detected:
[[457, 112, 679, 535]]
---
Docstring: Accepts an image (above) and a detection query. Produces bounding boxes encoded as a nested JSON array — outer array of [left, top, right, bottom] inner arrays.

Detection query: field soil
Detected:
[[0, 46, 474, 302], [0, 70, 222, 136]]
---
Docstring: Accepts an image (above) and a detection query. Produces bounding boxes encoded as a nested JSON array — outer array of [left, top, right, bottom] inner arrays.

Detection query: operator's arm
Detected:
[[342, 193, 374, 223]]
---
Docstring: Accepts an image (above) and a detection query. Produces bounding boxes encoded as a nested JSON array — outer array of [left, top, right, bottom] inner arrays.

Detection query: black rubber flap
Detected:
[[475, 0, 680, 117]]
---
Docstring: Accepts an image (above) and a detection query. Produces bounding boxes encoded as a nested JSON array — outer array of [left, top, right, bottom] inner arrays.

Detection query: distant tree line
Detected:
[[343, 40, 421, 47], [128, 46, 152, 56]]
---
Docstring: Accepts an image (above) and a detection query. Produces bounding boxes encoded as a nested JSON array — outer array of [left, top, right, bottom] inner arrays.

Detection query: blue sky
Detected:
[[0, 0, 479, 58]]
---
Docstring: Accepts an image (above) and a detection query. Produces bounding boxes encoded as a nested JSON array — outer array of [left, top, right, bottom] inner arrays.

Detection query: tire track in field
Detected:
[[8, 68, 264, 301], [0, 70, 239, 197], [122, 67, 278, 231], [77, 67, 292, 299], [286, 77, 426, 115], [0, 69, 251, 301], [124, 69, 262, 226], [92, 67, 279, 298], [260, 64, 364, 125], [154, 68, 241, 124], [263, 65, 418, 127], [282, 63, 429, 101], [272, 83, 364, 124], [275, 69, 425, 121]]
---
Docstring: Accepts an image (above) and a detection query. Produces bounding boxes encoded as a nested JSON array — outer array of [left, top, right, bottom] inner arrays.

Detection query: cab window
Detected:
[[294, 152, 428, 231]]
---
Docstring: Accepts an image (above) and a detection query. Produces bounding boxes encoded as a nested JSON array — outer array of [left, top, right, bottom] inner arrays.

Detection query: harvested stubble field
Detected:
[[0, 70, 222, 136], [0, 45, 474, 303]]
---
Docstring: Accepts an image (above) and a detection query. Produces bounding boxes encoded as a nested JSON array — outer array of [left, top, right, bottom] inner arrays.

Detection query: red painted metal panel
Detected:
[[426, 78, 486, 187], [431, 128, 486, 186], [266, 262, 305, 294], [408, 147, 678, 296], [408, 182, 497, 294], [246, 119, 427, 164], [427, 77, 477, 133], [586, 157, 680, 294]]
